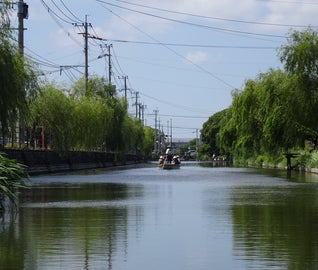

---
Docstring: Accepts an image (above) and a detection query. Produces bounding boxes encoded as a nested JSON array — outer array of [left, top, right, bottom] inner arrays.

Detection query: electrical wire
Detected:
[[41, 0, 74, 24], [112, 0, 317, 28], [104, 38, 277, 49], [256, 0, 318, 5], [98, 4, 236, 89], [51, 0, 78, 23], [96, 0, 285, 39], [140, 90, 213, 115], [40, 0, 83, 47], [59, 0, 83, 22]]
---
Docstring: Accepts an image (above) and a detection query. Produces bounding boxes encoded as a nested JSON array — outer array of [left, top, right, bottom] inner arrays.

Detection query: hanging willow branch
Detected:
[[0, 152, 29, 210]]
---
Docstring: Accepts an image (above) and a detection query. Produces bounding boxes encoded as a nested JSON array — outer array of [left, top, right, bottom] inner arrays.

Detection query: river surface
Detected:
[[1, 162, 318, 270]]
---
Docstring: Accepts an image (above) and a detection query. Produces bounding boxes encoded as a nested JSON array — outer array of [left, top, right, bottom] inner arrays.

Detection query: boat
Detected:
[[160, 162, 181, 170], [158, 155, 181, 169]]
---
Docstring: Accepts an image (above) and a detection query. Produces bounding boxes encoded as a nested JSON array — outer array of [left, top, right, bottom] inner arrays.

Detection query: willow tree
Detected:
[[29, 84, 74, 152], [0, 3, 38, 146], [218, 69, 306, 160], [0, 23, 25, 144], [71, 94, 117, 151], [200, 109, 229, 157], [70, 76, 126, 152], [279, 28, 318, 147]]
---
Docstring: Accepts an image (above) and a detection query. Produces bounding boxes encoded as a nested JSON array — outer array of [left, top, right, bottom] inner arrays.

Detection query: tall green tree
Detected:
[[217, 69, 306, 160], [279, 28, 318, 147], [0, 3, 38, 145], [29, 84, 74, 152], [200, 109, 228, 157], [72, 96, 112, 151]]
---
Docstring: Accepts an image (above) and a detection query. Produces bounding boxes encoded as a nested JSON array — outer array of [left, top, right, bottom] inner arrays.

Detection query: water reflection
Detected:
[[230, 177, 318, 269], [1, 165, 318, 269], [18, 183, 145, 270]]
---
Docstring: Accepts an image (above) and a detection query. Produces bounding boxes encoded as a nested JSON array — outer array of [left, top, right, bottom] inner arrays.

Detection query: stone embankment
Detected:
[[3, 149, 143, 175]]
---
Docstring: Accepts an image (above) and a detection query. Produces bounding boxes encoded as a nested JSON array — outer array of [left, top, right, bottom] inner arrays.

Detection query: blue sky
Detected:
[[7, 0, 318, 139]]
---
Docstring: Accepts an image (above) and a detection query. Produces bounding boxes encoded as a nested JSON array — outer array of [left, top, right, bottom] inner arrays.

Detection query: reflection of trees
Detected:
[[231, 185, 318, 269], [0, 212, 25, 269], [0, 183, 144, 269]]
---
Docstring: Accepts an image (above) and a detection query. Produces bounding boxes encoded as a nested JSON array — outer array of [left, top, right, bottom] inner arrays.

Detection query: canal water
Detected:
[[1, 163, 318, 269]]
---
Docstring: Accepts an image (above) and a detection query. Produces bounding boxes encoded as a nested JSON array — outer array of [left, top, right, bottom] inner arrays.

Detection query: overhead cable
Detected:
[[113, 0, 316, 28], [98, 3, 236, 89], [96, 0, 285, 38], [105, 38, 277, 49]]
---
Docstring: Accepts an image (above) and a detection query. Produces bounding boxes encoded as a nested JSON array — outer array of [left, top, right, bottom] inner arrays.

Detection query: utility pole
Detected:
[[17, 0, 28, 54], [170, 119, 173, 145], [84, 15, 88, 90], [139, 103, 146, 125], [195, 128, 199, 157], [134, 91, 139, 118], [75, 15, 91, 92], [118, 75, 128, 102], [17, 0, 28, 146], [153, 109, 159, 156], [107, 44, 112, 84], [98, 44, 112, 84]]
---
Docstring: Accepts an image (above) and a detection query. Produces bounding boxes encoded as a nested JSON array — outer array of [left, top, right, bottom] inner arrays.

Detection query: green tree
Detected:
[[70, 76, 127, 152], [279, 28, 318, 147], [201, 109, 228, 157], [72, 96, 112, 151], [259, 70, 305, 153], [0, 4, 38, 146], [122, 117, 144, 154], [141, 126, 154, 158], [29, 84, 73, 152], [218, 69, 305, 160], [71, 75, 117, 100]]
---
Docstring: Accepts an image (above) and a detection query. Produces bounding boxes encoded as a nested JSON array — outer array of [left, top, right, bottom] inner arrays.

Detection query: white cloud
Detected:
[[185, 51, 208, 64], [50, 28, 81, 48], [109, 0, 318, 37]]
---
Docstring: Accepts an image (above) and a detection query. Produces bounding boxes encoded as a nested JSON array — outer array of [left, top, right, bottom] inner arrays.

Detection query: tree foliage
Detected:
[[201, 28, 318, 161], [0, 152, 28, 208], [29, 84, 74, 152], [0, 3, 38, 143], [28, 77, 152, 155], [200, 109, 228, 157]]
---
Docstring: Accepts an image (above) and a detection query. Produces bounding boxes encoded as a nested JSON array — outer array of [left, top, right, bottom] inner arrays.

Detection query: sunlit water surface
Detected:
[[1, 163, 318, 269]]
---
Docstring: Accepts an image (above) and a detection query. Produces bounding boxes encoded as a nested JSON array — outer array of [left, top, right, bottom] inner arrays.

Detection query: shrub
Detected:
[[0, 152, 29, 211]]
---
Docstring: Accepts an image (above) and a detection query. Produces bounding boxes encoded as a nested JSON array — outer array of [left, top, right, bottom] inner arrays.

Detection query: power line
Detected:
[[59, 0, 83, 22], [51, 0, 77, 23], [146, 113, 208, 119], [140, 91, 212, 115], [105, 38, 277, 49], [40, 0, 82, 46], [256, 0, 318, 5], [112, 0, 317, 28], [98, 4, 236, 89], [40, 0, 74, 24], [96, 0, 285, 38]]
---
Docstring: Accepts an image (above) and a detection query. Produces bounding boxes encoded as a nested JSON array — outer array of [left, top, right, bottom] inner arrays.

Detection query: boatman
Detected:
[[166, 146, 173, 163]]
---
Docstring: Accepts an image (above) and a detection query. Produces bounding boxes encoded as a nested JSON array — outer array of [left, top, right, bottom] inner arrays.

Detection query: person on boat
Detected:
[[158, 155, 164, 166], [165, 147, 173, 163], [173, 155, 181, 165]]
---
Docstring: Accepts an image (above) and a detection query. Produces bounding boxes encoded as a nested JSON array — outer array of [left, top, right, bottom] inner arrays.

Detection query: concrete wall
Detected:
[[3, 149, 142, 175]]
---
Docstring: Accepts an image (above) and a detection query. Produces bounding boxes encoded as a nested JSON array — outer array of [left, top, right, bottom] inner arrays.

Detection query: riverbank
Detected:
[[2, 149, 144, 175]]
